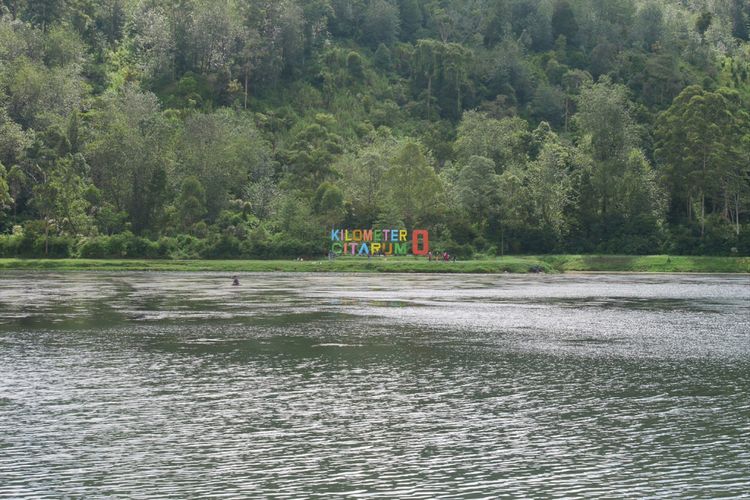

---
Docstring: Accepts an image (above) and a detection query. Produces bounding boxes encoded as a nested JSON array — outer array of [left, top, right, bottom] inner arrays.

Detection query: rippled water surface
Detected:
[[1, 272, 749, 498]]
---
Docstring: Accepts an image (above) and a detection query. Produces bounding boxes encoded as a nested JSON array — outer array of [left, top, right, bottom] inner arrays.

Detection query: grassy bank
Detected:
[[0, 256, 548, 273], [0, 255, 748, 273], [538, 255, 750, 273]]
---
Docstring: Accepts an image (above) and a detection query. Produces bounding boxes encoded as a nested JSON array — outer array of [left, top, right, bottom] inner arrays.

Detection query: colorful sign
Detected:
[[330, 229, 429, 256]]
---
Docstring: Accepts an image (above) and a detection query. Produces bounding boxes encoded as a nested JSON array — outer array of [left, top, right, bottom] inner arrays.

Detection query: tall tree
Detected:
[[414, 39, 472, 119], [0, 164, 12, 223], [380, 141, 443, 229], [455, 111, 530, 170], [399, 0, 422, 41], [456, 155, 500, 225], [656, 86, 748, 236], [363, 0, 400, 48], [84, 85, 175, 234], [551, 0, 578, 44]]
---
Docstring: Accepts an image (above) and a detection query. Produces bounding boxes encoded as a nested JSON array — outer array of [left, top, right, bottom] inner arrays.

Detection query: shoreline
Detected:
[[0, 255, 748, 274]]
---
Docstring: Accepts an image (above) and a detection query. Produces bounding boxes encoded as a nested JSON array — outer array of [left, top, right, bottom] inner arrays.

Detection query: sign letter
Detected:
[[412, 230, 429, 256]]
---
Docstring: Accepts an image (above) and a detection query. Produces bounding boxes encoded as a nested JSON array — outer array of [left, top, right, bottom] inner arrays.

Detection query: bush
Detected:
[[125, 235, 160, 259], [204, 234, 243, 259], [443, 241, 475, 259], [78, 237, 109, 258], [268, 235, 322, 259], [0, 235, 20, 257], [172, 234, 206, 259], [76, 233, 169, 259], [42, 236, 74, 258], [155, 237, 177, 258]]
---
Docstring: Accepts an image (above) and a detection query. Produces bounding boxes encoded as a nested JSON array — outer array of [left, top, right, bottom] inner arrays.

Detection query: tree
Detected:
[[399, 0, 422, 41], [363, 0, 400, 48], [22, 0, 65, 31], [551, 0, 578, 44], [235, 0, 304, 85], [6, 165, 27, 221], [44, 25, 86, 68], [179, 109, 274, 219], [330, 0, 365, 37], [177, 176, 207, 229], [188, 0, 244, 73], [0, 164, 12, 222], [84, 85, 174, 234], [632, 2, 664, 51], [336, 137, 394, 226], [561, 69, 592, 132], [0, 110, 32, 167], [695, 12, 713, 38], [656, 86, 748, 236], [456, 155, 500, 224], [731, 0, 749, 41], [374, 43, 392, 69], [313, 181, 345, 226], [414, 39, 441, 118], [524, 137, 576, 240], [282, 113, 344, 190], [44, 156, 94, 236], [529, 83, 566, 128], [455, 111, 530, 170], [575, 77, 638, 165], [573, 76, 665, 242], [243, 177, 279, 221], [5, 58, 85, 129], [95, 0, 127, 46], [380, 141, 443, 229], [132, 5, 176, 80], [414, 39, 472, 119]]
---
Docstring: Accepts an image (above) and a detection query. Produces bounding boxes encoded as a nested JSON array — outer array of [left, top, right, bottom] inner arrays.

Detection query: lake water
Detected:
[[1, 272, 749, 498]]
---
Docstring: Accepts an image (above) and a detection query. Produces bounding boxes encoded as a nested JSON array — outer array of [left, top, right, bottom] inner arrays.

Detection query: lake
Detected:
[[1, 272, 749, 498]]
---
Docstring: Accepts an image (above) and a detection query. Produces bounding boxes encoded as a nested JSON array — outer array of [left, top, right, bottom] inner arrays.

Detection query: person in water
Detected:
[[232, 276, 240, 286]]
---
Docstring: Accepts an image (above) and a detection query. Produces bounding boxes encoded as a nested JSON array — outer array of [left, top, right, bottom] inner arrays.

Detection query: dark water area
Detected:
[[1, 272, 749, 498]]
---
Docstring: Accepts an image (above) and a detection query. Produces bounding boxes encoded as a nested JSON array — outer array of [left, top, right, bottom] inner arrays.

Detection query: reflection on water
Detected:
[[1, 272, 749, 497]]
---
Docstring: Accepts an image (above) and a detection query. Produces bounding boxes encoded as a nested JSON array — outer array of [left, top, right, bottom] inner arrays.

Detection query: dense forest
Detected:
[[1, 0, 749, 259]]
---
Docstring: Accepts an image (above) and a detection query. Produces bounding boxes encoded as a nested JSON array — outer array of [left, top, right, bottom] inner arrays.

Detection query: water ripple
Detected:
[[0, 272, 748, 497]]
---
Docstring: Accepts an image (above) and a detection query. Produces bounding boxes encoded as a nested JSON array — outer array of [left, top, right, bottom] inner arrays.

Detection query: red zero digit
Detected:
[[412, 230, 429, 256]]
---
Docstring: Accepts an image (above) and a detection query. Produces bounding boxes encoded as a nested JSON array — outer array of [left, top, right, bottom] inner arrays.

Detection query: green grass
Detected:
[[0, 255, 747, 273], [538, 254, 750, 273], [0, 256, 547, 273]]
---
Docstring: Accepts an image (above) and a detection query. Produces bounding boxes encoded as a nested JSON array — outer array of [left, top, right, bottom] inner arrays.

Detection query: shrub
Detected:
[[43, 236, 74, 258], [443, 241, 475, 259], [173, 234, 206, 259], [204, 234, 242, 259], [155, 237, 177, 258], [78, 237, 109, 258], [0, 235, 20, 257]]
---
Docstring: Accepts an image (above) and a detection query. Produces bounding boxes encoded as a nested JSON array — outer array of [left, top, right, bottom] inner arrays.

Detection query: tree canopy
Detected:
[[1, 0, 749, 258]]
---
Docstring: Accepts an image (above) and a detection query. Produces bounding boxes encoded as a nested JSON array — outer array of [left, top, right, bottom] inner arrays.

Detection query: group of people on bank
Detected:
[[427, 251, 456, 262]]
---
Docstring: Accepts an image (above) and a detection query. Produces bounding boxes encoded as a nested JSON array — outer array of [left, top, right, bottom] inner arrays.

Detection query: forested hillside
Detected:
[[1, 0, 749, 258]]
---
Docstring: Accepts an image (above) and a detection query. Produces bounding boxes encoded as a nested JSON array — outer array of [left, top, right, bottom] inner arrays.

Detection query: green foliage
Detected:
[[1, 0, 749, 258], [456, 155, 500, 223], [380, 141, 443, 229], [177, 176, 207, 229], [363, 0, 401, 48], [0, 163, 11, 223], [552, 1, 579, 44], [655, 86, 750, 237], [455, 111, 530, 169]]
